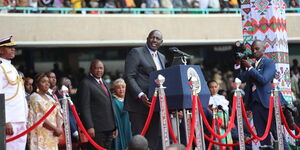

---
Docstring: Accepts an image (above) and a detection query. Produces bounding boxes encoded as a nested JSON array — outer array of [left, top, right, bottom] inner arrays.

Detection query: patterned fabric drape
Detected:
[[241, 0, 294, 146]]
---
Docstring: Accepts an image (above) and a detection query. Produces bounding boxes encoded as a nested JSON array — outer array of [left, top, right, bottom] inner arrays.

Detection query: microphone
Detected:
[[168, 47, 192, 57], [217, 105, 225, 112]]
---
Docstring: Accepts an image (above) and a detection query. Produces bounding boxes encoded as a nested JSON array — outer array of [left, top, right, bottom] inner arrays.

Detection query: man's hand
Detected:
[[87, 128, 95, 138], [54, 127, 63, 137], [245, 136, 251, 141], [172, 111, 183, 119], [141, 94, 151, 107], [113, 129, 118, 138], [241, 59, 251, 68], [235, 60, 241, 66], [6, 122, 13, 136]]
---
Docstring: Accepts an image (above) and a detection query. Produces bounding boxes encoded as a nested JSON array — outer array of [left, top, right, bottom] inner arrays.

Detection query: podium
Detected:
[[148, 65, 210, 110], [0, 94, 5, 150]]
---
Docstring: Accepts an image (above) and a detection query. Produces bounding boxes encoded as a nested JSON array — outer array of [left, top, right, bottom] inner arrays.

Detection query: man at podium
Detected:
[[124, 30, 166, 150]]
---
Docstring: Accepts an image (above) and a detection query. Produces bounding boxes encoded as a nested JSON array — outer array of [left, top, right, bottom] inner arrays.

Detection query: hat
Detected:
[[0, 36, 16, 47]]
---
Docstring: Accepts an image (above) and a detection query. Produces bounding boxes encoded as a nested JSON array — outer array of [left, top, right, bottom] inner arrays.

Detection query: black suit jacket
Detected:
[[77, 75, 116, 132], [124, 46, 166, 114]]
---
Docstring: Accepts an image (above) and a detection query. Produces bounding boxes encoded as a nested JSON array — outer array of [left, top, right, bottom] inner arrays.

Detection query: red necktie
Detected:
[[50, 91, 59, 102], [100, 80, 109, 96]]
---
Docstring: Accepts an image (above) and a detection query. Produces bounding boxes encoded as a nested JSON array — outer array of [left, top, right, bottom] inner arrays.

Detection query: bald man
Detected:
[[77, 60, 117, 150], [124, 30, 166, 150]]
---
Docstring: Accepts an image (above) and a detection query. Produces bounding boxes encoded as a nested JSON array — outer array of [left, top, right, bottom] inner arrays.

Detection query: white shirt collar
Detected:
[[0, 57, 11, 64], [257, 57, 262, 63], [48, 88, 53, 94], [255, 57, 263, 68], [146, 44, 157, 56], [90, 73, 102, 83]]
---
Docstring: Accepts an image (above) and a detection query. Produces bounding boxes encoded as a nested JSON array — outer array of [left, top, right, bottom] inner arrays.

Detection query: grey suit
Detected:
[[124, 46, 166, 150], [77, 75, 116, 149]]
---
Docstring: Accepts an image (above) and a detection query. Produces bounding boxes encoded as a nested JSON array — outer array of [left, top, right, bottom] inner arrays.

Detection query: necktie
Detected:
[[52, 91, 59, 102], [252, 60, 260, 92], [100, 80, 109, 96], [47, 91, 59, 102], [255, 61, 259, 68], [151, 53, 162, 70]]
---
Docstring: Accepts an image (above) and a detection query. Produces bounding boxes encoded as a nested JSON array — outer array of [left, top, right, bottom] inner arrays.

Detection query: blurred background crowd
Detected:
[[0, 0, 299, 14], [21, 57, 300, 105]]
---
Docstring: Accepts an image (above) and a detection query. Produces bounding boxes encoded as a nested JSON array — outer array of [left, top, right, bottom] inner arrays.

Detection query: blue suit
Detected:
[[237, 56, 274, 108], [235, 56, 288, 149]]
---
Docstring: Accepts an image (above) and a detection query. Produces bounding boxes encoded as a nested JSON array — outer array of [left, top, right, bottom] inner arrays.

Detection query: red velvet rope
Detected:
[[186, 95, 197, 150], [295, 123, 300, 132], [197, 95, 237, 139], [240, 96, 274, 141], [208, 118, 215, 150], [140, 95, 157, 136], [279, 102, 300, 139], [70, 105, 106, 150], [6, 104, 58, 142], [164, 96, 178, 143], [204, 134, 255, 146]]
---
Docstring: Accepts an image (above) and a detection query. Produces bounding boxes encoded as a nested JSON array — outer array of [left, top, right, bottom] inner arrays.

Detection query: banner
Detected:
[[241, 0, 291, 101], [241, 0, 294, 146]]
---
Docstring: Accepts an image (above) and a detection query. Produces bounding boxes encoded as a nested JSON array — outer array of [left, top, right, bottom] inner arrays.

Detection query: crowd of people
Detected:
[[2, 29, 300, 150], [0, 0, 299, 14], [1, 32, 192, 150]]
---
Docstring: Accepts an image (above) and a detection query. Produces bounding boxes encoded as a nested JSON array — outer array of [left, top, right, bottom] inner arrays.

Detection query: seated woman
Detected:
[[28, 73, 63, 150], [111, 78, 132, 150], [207, 80, 233, 149]]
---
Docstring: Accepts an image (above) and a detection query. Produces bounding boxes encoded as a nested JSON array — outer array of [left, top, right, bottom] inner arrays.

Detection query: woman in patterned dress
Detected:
[[28, 73, 63, 150]]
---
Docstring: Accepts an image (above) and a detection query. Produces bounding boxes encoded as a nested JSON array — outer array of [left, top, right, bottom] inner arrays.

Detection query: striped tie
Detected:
[[151, 53, 162, 70]]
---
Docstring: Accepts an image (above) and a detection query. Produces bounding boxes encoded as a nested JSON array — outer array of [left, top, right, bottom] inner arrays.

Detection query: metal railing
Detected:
[[0, 7, 299, 14]]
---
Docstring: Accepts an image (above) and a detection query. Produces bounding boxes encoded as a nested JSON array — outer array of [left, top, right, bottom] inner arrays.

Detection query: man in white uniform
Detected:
[[0, 35, 28, 150]]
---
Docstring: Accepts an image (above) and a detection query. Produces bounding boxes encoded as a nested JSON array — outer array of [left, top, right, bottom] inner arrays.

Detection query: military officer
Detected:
[[0, 35, 28, 150]]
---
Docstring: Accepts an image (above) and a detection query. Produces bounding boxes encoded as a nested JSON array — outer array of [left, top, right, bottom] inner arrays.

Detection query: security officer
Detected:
[[0, 35, 28, 150]]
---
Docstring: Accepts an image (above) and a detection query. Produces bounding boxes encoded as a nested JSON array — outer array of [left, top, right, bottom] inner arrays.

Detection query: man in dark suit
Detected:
[[77, 60, 117, 150], [234, 40, 288, 149], [124, 30, 166, 150]]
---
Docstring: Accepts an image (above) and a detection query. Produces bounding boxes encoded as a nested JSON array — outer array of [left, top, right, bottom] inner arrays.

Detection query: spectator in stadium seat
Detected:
[[199, 0, 209, 8], [208, 0, 220, 8], [229, 0, 238, 8], [16, 0, 29, 7]]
